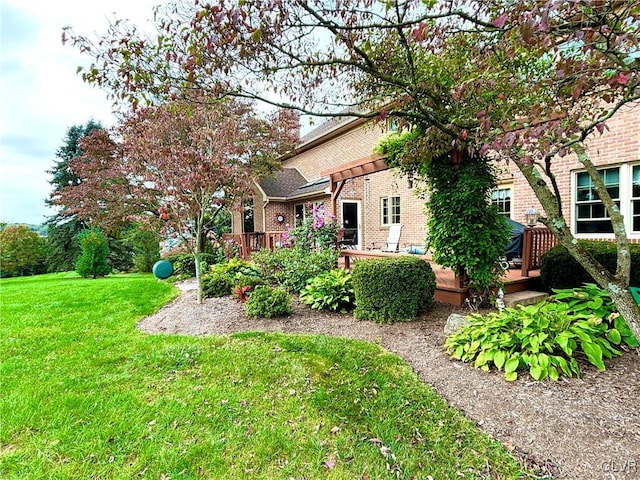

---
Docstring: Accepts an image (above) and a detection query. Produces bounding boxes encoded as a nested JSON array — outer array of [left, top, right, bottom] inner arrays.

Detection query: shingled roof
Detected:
[[257, 168, 329, 200], [258, 168, 307, 198], [288, 177, 330, 200]]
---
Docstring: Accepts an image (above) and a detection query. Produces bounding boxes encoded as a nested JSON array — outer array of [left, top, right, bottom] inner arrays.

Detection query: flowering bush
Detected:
[[222, 238, 241, 259], [283, 203, 342, 252]]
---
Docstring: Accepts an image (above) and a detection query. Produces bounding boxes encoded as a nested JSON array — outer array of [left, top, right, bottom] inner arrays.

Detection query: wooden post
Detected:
[[521, 227, 533, 277], [330, 177, 346, 217]]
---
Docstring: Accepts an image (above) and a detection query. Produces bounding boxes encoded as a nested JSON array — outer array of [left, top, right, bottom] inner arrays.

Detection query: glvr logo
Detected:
[[602, 459, 637, 473]]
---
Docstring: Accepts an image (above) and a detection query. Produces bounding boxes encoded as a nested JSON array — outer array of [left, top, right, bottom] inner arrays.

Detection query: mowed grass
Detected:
[[1, 273, 533, 479]]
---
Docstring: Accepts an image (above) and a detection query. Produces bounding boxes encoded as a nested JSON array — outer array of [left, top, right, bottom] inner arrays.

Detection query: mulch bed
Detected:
[[137, 286, 640, 480]]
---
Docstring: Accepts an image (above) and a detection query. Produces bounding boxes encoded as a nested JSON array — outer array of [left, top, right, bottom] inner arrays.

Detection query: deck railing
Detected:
[[521, 227, 558, 277], [223, 232, 285, 259], [224, 227, 558, 276]]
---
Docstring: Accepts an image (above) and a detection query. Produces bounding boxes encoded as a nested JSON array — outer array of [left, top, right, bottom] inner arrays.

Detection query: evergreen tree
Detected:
[[46, 121, 103, 272], [75, 227, 111, 278]]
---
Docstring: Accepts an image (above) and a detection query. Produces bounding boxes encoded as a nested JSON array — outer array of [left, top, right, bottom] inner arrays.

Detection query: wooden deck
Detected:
[[338, 249, 541, 306], [223, 230, 549, 306]]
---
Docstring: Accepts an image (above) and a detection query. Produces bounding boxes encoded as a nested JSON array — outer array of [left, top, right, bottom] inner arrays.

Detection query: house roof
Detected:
[[287, 177, 330, 200], [257, 168, 330, 201], [258, 168, 307, 198]]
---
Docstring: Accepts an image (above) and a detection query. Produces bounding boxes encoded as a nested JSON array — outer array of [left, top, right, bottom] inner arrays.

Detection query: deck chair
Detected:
[[370, 224, 403, 252]]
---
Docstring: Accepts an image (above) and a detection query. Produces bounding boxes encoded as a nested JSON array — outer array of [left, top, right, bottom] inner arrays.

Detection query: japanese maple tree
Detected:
[[63, 1, 640, 332], [56, 97, 298, 302]]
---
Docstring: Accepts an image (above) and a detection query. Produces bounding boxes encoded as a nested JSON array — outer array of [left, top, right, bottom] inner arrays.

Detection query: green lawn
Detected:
[[1, 273, 533, 479]]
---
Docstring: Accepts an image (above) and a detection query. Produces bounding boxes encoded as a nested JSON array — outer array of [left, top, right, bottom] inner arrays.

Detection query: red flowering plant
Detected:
[[233, 285, 252, 303]]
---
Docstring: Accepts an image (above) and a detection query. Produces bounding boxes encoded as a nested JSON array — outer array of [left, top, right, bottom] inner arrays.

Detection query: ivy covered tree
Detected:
[[426, 153, 510, 298], [63, 1, 640, 334]]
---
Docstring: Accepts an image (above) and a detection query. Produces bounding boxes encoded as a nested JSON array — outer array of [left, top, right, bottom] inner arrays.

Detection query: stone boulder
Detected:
[[444, 313, 469, 335]]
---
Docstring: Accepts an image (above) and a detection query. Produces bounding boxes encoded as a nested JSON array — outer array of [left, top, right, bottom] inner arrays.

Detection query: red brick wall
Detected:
[[234, 105, 638, 244], [497, 105, 639, 241], [359, 170, 427, 249]]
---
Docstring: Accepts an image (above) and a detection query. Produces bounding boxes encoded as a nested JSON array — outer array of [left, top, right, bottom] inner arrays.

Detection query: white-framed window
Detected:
[[632, 165, 640, 233], [294, 201, 324, 226], [573, 163, 639, 236], [381, 196, 401, 225], [491, 186, 513, 218]]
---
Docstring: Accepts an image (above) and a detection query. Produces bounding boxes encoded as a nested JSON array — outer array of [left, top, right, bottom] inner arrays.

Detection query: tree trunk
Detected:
[[194, 249, 204, 305], [516, 161, 640, 339], [194, 212, 205, 305]]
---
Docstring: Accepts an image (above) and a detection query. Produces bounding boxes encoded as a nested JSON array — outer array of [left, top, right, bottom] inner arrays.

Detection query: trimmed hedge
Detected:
[[245, 285, 292, 318], [352, 256, 436, 323], [540, 240, 640, 291]]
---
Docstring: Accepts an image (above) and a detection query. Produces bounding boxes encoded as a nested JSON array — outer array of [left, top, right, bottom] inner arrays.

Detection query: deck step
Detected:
[[503, 290, 548, 308]]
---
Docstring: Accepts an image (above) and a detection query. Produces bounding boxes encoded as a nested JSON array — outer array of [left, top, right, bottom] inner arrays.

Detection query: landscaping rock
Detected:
[[444, 313, 469, 335]]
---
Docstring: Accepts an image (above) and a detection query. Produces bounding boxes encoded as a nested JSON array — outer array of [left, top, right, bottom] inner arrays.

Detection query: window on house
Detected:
[[294, 204, 305, 226], [243, 200, 255, 233], [491, 187, 512, 218], [632, 165, 640, 233], [381, 196, 401, 225], [575, 167, 620, 234], [294, 201, 324, 226]]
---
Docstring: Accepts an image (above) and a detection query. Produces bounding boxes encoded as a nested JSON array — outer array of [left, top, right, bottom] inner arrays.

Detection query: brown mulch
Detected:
[[137, 282, 640, 480]]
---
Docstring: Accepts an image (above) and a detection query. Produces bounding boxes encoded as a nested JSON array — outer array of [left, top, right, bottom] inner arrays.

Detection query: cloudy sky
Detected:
[[0, 0, 159, 225]]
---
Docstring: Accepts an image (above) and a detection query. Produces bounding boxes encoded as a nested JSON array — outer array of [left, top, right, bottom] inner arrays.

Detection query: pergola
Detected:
[[320, 154, 389, 216]]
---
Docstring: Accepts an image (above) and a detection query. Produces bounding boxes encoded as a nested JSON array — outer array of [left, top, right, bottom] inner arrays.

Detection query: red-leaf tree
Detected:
[[55, 96, 298, 302], [63, 1, 640, 332]]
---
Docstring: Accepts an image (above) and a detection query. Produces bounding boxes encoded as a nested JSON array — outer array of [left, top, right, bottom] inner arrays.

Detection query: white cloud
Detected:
[[0, 0, 159, 224]]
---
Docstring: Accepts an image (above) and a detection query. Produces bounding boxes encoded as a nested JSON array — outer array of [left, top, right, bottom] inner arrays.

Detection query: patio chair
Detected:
[[338, 229, 358, 250], [370, 224, 403, 252]]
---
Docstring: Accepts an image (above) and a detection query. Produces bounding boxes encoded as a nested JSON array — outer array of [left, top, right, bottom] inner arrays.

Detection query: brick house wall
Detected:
[[359, 169, 427, 249], [496, 104, 639, 242], [233, 103, 638, 246], [285, 121, 388, 180]]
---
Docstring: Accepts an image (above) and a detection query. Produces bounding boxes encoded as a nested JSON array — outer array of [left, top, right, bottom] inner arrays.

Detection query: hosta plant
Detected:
[[445, 300, 625, 382], [551, 284, 638, 348], [299, 269, 355, 313]]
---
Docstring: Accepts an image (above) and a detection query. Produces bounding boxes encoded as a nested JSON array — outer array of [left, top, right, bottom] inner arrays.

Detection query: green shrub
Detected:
[[299, 269, 355, 313], [444, 299, 627, 382], [233, 273, 267, 290], [75, 228, 112, 278], [202, 271, 233, 298], [202, 259, 262, 298], [232, 274, 267, 303], [251, 247, 339, 293], [351, 256, 436, 323], [540, 241, 640, 291], [244, 285, 292, 318]]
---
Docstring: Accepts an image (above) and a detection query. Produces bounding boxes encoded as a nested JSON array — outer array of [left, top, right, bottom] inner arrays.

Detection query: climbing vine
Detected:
[[424, 153, 510, 297]]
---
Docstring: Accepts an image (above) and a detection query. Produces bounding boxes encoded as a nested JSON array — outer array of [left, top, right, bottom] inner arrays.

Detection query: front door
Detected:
[[341, 201, 361, 249]]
